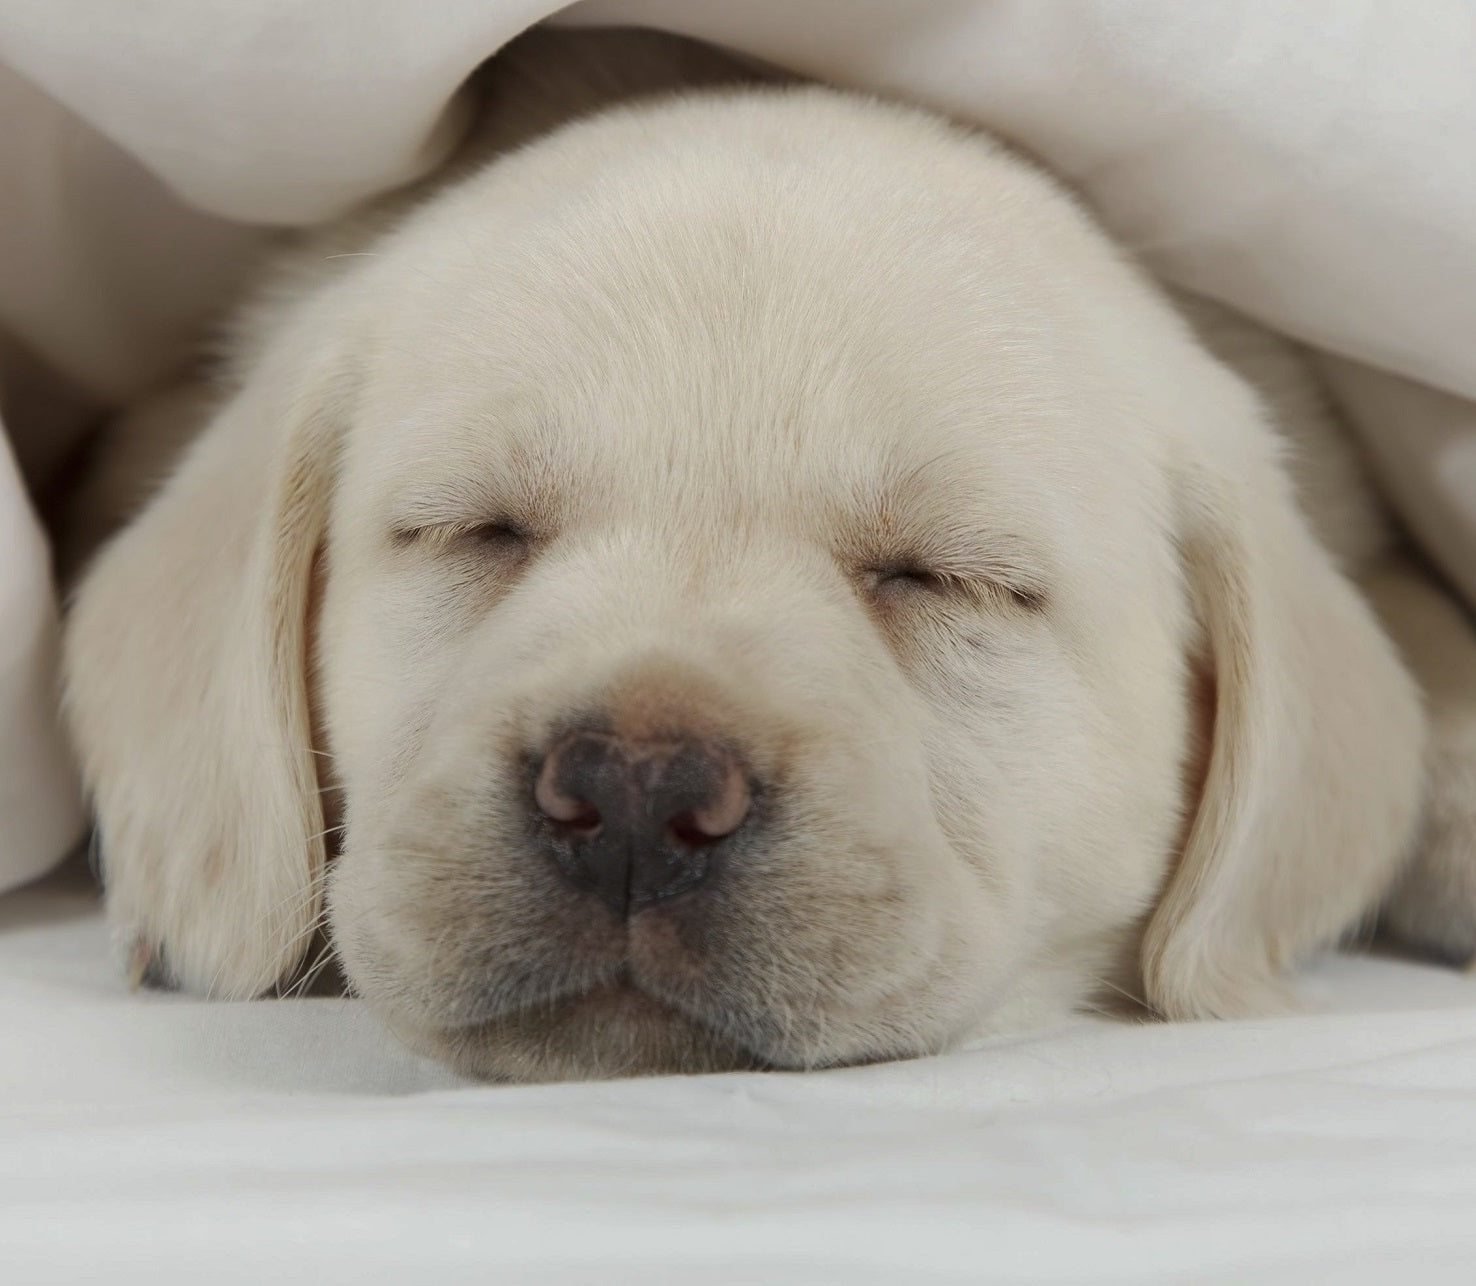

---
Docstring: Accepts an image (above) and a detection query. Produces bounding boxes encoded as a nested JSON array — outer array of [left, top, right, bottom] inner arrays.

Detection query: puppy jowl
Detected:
[[64, 31, 1457, 1082]]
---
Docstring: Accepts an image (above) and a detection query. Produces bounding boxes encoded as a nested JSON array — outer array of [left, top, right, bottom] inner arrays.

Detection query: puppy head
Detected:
[[64, 90, 1424, 1079]]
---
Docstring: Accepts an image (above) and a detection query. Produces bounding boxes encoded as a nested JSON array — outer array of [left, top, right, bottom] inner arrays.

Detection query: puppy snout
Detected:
[[533, 731, 753, 915]]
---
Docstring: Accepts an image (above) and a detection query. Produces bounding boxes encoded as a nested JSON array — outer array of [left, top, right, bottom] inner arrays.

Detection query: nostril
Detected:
[[666, 766, 751, 846], [551, 800, 602, 838], [533, 755, 602, 835], [666, 811, 724, 849]]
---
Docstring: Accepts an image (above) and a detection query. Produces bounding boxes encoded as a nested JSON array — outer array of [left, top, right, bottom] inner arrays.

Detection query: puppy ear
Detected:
[[64, 319, 350, 998], [1141, 389, 1426, 1020]]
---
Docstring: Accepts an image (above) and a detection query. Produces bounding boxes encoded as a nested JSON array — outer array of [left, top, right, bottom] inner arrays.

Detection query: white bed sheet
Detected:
[[5, 862, 1476, 1285]]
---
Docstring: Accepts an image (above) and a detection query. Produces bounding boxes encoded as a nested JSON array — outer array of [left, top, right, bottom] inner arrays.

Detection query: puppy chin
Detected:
[[391, 983, 763, 1083]]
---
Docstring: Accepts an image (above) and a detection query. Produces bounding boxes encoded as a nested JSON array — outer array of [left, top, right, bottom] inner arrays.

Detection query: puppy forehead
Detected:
[[346, 95, 1165, 541], [351, 318, 1090, 549]]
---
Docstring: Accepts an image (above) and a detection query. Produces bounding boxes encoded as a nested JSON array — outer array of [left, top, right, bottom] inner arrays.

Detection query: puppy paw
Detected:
[[124, 936, 176, 991], [1381, 751, 1476, 967]]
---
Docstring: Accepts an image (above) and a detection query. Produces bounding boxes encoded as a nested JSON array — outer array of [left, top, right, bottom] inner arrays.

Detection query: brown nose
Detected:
[[533, 731, 752, 915]]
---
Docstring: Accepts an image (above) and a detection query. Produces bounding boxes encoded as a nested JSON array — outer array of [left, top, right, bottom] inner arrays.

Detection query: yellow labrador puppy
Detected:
[[61, 30, 1476, 1081]]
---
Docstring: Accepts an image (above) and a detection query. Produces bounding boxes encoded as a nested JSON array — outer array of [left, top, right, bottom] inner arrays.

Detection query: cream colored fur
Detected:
[[60, 30, 1474, 1081]]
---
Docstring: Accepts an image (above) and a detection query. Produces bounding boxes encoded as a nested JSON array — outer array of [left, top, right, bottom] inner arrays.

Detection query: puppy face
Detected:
[[66, 89, 1423, 1083], [317, 96, 1197, 1079]]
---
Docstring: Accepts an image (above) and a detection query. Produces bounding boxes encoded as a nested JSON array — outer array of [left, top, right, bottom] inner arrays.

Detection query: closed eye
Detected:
[[467, 520, 534, 554], [873, 564, 945, 591], [867, 563, 1045, 613], [392, 518, 536, 559]]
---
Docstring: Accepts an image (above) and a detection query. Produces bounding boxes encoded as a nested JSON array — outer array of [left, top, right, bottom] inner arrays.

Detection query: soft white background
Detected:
[[3, 7, 1476, 1279]]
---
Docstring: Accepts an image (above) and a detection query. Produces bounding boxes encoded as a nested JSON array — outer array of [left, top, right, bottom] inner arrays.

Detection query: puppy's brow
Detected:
[[842, 456, 1051, 597], [386, 433, 564, 533], [900, 531, 1050, 605]]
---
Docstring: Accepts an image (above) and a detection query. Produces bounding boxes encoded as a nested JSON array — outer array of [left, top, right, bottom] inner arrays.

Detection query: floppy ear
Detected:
[[63, 318, 351, 999], [1142, 393, 1426, 1020]]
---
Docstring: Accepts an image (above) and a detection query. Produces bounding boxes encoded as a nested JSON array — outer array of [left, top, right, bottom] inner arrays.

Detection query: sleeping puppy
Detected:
[[60, 29, 1476, 1081]]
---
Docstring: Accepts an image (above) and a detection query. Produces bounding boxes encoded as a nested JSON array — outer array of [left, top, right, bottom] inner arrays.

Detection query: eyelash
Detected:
[[468, 521, 533, 551], [867, 564, 1045, 613], [394, 519, 535, 558]]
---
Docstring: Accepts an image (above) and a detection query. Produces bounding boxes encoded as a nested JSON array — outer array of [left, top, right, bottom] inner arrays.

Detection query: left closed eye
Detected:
[[865, 563, 1045, 613], [466, 521, 534, 555], [393, 519, 536, 561], [870, 566, 949, 596]]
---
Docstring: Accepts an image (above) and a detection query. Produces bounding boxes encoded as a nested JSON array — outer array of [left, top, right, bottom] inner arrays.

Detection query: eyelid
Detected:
[[388, 479, 543, 544], [866, 557, 1048, 612], [948, 561, 1048, 610], [391, 518, 534, 550]]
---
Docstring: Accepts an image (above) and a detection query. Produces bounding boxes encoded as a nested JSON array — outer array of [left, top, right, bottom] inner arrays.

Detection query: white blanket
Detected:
[[5, 863, 1476, 1283]]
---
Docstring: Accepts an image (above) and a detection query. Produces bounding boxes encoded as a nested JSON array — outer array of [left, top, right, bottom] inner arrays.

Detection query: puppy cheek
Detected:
[[325, 832, 461, 1014], [328, 766, 485, 995], [324, 847, 389, 1002], [326, 834, 444, 1011], [913, 735, 1027, 921]]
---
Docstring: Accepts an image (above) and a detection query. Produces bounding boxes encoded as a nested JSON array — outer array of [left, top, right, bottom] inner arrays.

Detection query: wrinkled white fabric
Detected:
[[1, 5, 1474, 891], [5, 10, 1476, 1273], [4, 865, 1476, 1283], [0, 434, 81, 891]]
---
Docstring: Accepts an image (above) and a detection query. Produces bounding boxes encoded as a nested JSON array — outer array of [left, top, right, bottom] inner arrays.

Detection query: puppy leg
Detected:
[[1361, 557, 1476, 964]]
